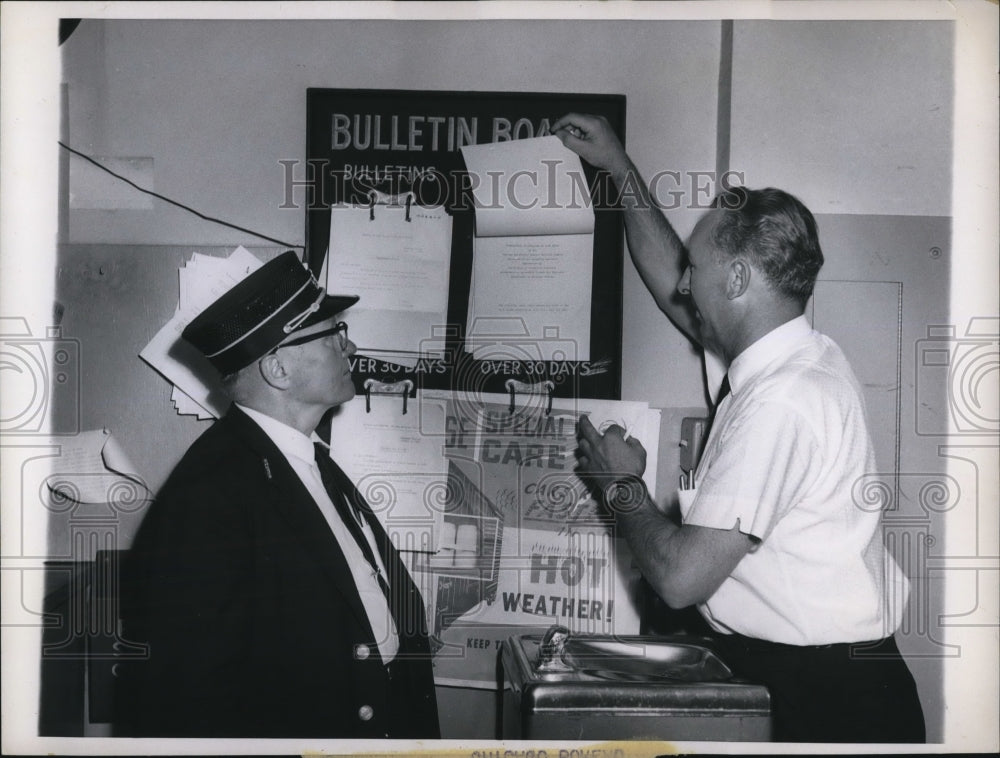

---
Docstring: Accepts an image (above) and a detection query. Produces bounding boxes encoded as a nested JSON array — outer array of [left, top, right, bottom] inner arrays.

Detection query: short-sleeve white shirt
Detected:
[[682, 316, 908, 645]]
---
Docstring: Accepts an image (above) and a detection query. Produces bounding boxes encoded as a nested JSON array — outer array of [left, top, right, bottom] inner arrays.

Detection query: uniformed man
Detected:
[[116, 251, 439, 738]]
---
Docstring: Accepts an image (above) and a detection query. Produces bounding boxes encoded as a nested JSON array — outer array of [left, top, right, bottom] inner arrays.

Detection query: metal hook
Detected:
[[362, 378, 414, 414]]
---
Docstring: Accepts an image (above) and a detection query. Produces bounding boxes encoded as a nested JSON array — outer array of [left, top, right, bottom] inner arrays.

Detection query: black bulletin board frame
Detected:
[[305, 88, 626, 401]]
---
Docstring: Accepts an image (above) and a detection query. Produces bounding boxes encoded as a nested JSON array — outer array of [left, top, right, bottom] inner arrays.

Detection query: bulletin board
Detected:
[[305, 88, 626, 402]]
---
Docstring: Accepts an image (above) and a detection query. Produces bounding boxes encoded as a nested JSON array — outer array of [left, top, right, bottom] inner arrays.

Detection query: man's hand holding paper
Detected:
[[553, 113, 630, 177]]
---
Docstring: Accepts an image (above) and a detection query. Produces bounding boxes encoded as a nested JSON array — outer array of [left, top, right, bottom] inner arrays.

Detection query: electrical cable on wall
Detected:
[[59, 141, 303, 250]]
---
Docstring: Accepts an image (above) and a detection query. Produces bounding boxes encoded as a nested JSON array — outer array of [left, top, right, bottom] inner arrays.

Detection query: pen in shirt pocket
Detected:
[[678, 469, 695, 490]]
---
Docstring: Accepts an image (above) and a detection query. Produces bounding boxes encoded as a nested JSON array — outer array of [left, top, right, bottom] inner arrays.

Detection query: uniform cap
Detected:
[[182, 251, 359, 375]]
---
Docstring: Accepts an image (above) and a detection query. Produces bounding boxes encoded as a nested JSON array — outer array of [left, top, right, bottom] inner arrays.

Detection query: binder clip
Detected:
[[366, 190, 414, 222], [363, 378, 414, 414], [505, 379, 555, 415]]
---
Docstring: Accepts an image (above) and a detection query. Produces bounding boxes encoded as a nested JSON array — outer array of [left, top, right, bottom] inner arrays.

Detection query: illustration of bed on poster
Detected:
[[328, 390, 661, 688], [324, 136, 594, 366]]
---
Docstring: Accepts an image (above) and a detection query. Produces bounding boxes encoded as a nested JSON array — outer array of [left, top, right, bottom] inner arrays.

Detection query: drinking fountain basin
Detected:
[[559, 636, 735, 682], [499, 626, 771, 741]]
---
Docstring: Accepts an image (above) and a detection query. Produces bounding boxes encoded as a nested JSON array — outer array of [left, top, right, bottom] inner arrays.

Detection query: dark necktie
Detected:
[[696, 374, 732, 466], [707, 373, 731, 432], [312, 443, 392, 599], [715, 373, 732, 408]]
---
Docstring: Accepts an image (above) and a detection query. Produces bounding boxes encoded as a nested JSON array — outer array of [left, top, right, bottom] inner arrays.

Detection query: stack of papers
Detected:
[[325, 191, 453, 369], [140, 247, 263, 419], [44, 428, 153, 506], [460, 136, 595, 363]]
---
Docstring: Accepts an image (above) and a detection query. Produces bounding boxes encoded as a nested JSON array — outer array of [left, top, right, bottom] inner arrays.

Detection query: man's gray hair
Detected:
[[711, 186, 824, 307]]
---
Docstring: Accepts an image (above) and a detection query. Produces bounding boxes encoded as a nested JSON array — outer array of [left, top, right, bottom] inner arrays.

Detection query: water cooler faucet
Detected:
[[535, 625, 572, 671]]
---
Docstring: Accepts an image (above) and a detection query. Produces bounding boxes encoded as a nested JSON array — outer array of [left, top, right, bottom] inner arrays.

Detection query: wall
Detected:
[[55, 17, 723, 741], [53, 16, 959, 742], [728, 20, 955, 741], [60, 16, 721, 461], [730, 20, 953, 217]]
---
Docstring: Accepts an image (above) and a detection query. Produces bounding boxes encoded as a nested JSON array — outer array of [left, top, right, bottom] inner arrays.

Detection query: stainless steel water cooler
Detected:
[[499, 626, 771, 741]]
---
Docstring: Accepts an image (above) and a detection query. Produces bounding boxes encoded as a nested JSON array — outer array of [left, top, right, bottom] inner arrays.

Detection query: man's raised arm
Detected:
[[553, 113, 699, 344]]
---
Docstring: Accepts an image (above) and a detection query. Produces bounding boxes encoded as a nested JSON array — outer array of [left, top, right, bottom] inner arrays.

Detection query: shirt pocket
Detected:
[[677, 486, 697, 521]]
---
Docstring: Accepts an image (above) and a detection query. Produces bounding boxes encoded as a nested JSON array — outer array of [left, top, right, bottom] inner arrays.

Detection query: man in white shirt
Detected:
[[116, 252, 439, 738], [555, 114, 924, 743]]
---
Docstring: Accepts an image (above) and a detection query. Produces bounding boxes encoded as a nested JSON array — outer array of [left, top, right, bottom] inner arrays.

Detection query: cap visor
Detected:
[[299, 293, 360, 331]]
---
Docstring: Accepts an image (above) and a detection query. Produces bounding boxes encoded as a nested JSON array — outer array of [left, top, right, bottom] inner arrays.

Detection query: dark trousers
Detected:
[[385, 657, 441, 739], [712, 633, 925, 743]]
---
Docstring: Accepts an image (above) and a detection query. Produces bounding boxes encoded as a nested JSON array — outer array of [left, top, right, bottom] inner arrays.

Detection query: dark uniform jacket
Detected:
[[115, 406, 440, 738]]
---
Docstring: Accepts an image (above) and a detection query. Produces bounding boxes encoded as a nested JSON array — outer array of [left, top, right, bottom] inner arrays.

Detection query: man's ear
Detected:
[[257, 352, 291, 390], [727, 258, 751, 300]]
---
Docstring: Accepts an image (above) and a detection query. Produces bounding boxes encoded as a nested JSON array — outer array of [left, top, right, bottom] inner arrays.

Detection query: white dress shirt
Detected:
[[236, 404, 399, 663], [682, 317, 908, 645]]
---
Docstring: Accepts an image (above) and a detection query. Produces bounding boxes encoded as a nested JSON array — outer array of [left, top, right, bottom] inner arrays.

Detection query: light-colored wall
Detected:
[[730, 20, 953, 216], [728, 21, 954, 741], [63, 18, 721, 418], [57, 17, 956, 741]]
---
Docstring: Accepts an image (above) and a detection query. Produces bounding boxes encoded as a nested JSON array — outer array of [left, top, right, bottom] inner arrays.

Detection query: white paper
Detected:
[[178, 246, 263, 318], [44, 429, 153, 505], [460, 137, 596, 361], [428, 524, 642, 688], [412, 391, 659, 687], [171, 384, 215, 420], [466, 233, 593, 362], [461, 136, 595, 237], [140, 307, 231, 419], [427, 391, 660, 523], [141, 247, 264, 419], [326, 197, 452, 359], [325, 394, 451, 552], [438, 524, 639, 628]]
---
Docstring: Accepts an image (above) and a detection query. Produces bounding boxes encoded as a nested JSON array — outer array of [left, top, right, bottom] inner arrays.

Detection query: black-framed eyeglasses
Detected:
[[269, 321, 349, 354]]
